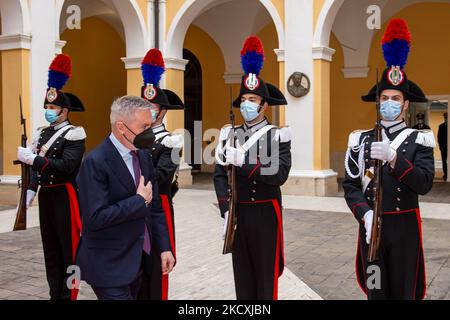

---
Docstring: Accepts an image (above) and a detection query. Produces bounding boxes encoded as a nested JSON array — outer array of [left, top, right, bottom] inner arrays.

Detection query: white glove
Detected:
[[17, 146, 37, 166], [225, 145, 245, 167], [363, 210, 374, 245], [26, 190, 36, 209], [370, 130, 396, 163], [222, 211, 229, 240]]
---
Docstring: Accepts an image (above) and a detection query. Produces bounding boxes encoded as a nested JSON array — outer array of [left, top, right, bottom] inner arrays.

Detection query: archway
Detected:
[[167, 0, 282, 175], [58, 1, 128, 151], [56, 0, 147, 57]]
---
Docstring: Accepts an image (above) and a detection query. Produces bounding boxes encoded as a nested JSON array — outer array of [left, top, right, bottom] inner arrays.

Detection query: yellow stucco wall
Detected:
[[1, 49, 30, 176], [314, 59, 331, 170], [330, 2, 450, 175], [61, 17, 126, 152], [183, 24, 228, 134], [164, 68, 185, 132], [182, 21, 280, 136]]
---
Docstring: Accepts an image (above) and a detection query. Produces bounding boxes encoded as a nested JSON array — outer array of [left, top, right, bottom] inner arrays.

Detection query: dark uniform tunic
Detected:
[[138, 124, 181, 300], [28, 120, 86, 300], [343, 120, 435, 300], [214, 118, 291, 300]]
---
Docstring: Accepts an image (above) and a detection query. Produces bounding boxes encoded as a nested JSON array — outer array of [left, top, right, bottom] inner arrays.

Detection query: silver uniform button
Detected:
[[253, 181, 257, 185], [397, 187, 402, 192], [397, 198, 401, 201], [396, 207, 400, 212], [252, 190, 256, 193], [251, 198, 255, 201]]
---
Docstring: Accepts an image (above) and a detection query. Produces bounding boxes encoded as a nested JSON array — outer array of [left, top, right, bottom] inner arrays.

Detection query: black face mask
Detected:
[[123, 124, 156, 150]]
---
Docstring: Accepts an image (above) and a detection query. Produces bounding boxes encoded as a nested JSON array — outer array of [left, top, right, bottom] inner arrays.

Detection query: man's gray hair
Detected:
[[110, 96, 151, 125]]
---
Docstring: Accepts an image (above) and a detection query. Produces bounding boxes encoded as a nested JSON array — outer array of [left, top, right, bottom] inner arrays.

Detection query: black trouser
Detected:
[[232, 202, 280, 300], [440, 148, 447, 177], [38, 186, 73, 300], [358, 210, 425, 300], [138, 202, 175, 300]]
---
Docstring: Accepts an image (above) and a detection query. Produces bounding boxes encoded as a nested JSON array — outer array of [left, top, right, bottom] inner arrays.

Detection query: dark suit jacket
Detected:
[[76, 137, 171, 288]]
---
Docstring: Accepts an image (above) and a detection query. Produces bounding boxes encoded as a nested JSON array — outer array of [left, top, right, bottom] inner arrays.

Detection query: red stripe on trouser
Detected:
[[239, 199, 285, 300], [414, 209, 426, 300], [160, 194, 176, 300], [46, 183, 82, 301], [271, 200, 284, 300], [66, 183, 82, 301]]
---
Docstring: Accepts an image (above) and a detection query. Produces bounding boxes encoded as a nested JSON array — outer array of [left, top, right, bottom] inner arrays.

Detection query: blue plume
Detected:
[[241, 51, 264, 75], [142, 64, 164, 86], [382, 39, 410, 69], [48, 70, 69, 90]]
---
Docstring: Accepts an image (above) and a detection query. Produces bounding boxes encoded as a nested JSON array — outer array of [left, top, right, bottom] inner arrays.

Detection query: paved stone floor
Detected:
[[0, 184, 449, 300], [283, 209, 450, 300]]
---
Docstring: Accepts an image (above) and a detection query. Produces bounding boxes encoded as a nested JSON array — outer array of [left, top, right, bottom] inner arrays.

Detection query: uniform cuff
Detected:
[[352, 202, 371, 223], [218, 198, 229, 218]]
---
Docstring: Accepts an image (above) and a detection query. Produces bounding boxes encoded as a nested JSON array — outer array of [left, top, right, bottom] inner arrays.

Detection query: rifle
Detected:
[[223, 86, 238, 254], [368, 69, 383, 262], [13, 95, 29, 231]]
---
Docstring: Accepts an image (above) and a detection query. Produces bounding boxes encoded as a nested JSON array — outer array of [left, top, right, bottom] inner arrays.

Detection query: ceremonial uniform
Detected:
[[136, 49, 184, 300], [343, 19, 435, 300], [27, 55, 86, 300], [344, 122, 434, 299], [213, 36, 291, 300]]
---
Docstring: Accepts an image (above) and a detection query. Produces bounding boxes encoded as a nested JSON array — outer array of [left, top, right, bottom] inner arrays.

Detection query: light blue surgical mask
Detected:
[[240, 100, 261, 122], [45, 109, 61, 124], [380, 100, 403, 121], [151, 109, 158, 122]]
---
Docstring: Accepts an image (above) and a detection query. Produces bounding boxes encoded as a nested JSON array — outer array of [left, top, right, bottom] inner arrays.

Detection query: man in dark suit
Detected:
[[438, 112, 448, 181], [76, 96, 175, 300]]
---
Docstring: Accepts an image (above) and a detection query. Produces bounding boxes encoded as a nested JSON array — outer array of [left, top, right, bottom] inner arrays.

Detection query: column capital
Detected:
[[312, 46, 336, 62], [55, 40, 67, 54], [341, 66, 370, 78], [0, 34, 32, 51], [165, 57, 189, 71], [274, 49, 285, 62], [121, 57, 144, 69]]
